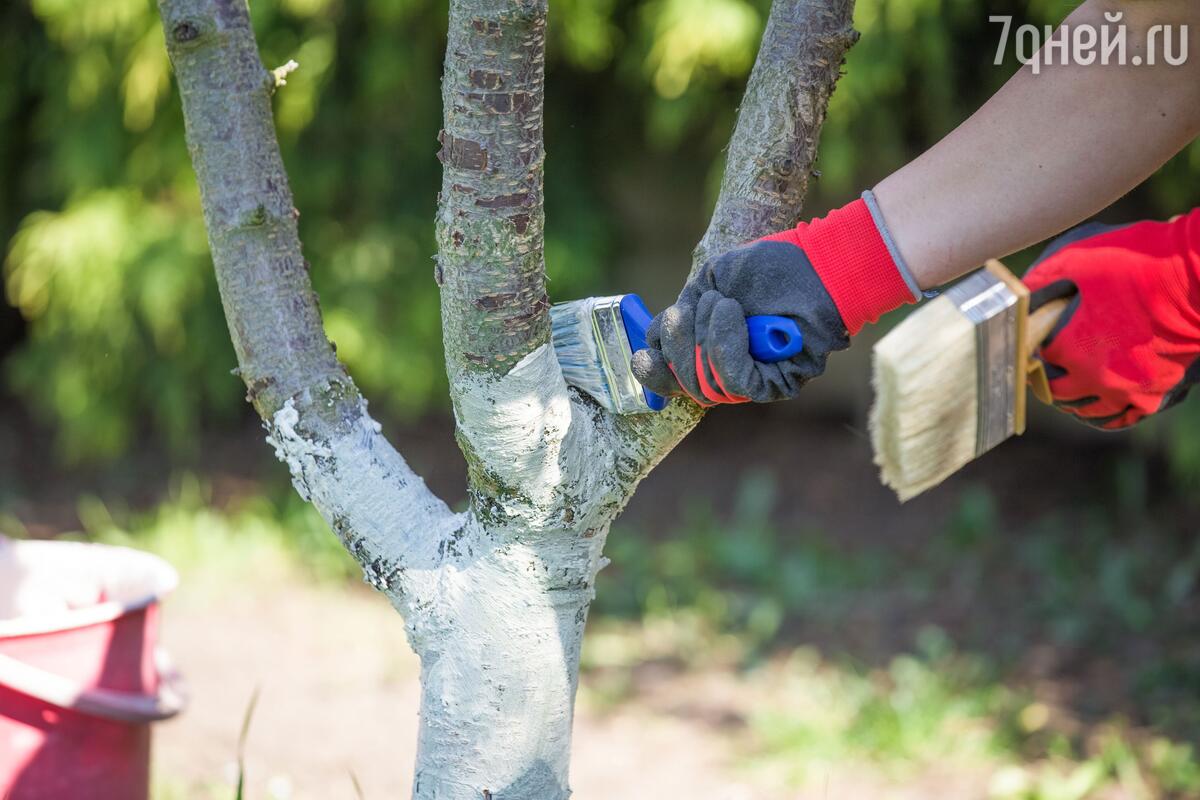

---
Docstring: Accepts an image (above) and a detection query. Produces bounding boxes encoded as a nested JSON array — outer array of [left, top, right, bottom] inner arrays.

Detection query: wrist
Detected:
[[761, 192, 920, 335]]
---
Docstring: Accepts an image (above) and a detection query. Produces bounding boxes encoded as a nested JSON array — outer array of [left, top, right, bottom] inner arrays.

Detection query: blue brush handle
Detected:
[[619, 296, 669, 411], [746, 315, 804, 362], [620, 295, 804, 412]]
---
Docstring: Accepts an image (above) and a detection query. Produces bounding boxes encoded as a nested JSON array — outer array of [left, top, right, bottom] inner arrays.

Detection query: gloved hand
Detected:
[[631, 191, 922, 405], [1024, 209, 1200, 430]]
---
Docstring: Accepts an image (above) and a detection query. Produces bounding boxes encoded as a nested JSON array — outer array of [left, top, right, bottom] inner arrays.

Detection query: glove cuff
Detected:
[[761, 195, 919, 335]]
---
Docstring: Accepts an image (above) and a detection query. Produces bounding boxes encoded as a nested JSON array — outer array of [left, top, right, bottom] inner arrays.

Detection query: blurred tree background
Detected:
[[3, 0, 1197, 466]]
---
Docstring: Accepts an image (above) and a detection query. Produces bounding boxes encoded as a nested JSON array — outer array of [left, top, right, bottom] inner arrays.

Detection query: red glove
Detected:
[[759, 195, 922, 336], [1023, 209, 1200, 430]]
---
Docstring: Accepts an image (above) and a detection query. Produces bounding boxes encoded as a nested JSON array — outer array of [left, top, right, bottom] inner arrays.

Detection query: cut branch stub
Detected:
[[436, 0, 549, 374]]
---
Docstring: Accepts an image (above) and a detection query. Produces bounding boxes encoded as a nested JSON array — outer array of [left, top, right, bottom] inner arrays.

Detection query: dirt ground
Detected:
[[156, 579, 769, 800], [155, 578, 992, 800]]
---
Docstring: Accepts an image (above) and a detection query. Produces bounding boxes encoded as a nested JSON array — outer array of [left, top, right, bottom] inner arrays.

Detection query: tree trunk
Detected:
[[156, 0, 858, 796]]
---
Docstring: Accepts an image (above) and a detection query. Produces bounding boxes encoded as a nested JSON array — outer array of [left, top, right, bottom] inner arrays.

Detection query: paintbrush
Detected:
[[869, 260, 1068, 502], [550, 294, 804, 414]]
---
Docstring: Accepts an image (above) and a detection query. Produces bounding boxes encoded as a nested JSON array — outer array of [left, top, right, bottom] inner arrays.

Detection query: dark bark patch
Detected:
[[451, 230, 464, 248], [451, 183, 477, 195], [510, 213, 530, 234], [505, 293, 549, 324], [473, 292, 520, 311], [245, 375, 276, 404], [437, 130, 488, 171], [462, 351, 491, 365], [475, 192, 529, 209], [466, 92, 533, 114], [471, 18, 502, 36], [754, 171, 803, 198], [171, 20, 201, 43], [468, 70, 504, 91]]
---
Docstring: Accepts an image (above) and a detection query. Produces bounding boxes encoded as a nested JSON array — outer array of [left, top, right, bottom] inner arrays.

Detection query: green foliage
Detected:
[[7, 190, 231, 459], [598, 469, 889, 651], [74, 473, 361, 586], [4, 0, 1199, 464], [749, 635, 1025, 781]]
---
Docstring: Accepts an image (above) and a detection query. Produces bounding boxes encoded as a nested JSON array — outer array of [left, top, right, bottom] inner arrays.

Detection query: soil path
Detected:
[[156, 581, 770, 800], [156, 579, 987, 800]]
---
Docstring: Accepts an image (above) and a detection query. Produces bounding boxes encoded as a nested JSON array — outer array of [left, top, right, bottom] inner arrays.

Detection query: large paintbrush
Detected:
[[870, 260, 1068, 501]]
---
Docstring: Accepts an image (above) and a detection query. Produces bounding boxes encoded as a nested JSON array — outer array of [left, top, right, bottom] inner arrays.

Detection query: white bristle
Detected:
[[869, 295, 979, 502], [549, 298, 617, 412]]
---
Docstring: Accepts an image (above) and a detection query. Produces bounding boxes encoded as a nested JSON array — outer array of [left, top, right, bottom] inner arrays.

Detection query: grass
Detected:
[[62, 473, 361, 590], [8, 466, 1200, 798], [588, 469, 1200, 798]]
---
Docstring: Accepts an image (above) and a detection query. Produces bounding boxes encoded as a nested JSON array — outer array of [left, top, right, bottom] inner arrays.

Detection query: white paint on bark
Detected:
[[452, 343, 570, 491], [266, 396, 460, 620], [413, 518, 586, 800], [452, 343, 617, 520], [410, 344, 635, 798]]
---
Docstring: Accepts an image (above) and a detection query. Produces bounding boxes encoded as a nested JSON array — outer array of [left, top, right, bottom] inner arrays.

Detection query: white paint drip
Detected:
[[265, 399, 331, 501]]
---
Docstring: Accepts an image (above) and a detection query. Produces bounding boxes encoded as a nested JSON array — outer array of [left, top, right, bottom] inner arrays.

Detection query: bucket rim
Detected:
[[0, 539, 178, 639]]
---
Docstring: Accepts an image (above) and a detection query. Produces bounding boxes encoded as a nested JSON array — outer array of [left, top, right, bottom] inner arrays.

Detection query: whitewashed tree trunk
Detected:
[[156, 0, 858, 796]]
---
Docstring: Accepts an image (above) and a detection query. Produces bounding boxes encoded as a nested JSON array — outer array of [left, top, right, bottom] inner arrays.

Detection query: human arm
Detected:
[[633, 0, 1200, 406], [876, 0, 1200, 289]]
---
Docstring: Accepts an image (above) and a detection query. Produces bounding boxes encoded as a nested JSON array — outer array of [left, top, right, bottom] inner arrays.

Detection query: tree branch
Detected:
[[157, 0, 457, 611], [434, 0, 601, 523], [615, 0, 859, 472], [436, 0, 549, 376], [696, 0, 859, 267], [159, 0, 336, 419]]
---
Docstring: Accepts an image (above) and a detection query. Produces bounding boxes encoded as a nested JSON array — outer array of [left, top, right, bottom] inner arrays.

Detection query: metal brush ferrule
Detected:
[[945, 269, 1020, 457], [589, 295, 652, 415]]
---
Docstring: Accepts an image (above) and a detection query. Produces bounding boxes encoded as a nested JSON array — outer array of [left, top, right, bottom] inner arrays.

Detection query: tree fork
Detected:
[[156, 0, 859, 795]]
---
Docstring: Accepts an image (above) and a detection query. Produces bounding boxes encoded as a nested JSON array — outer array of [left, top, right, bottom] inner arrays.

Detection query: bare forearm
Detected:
[[874, 0, 1200, 289]]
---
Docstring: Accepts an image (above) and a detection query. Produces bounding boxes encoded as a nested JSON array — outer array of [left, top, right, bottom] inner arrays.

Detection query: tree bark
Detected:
[[156, 0, 858, 796], [157, 0, 458, 641]]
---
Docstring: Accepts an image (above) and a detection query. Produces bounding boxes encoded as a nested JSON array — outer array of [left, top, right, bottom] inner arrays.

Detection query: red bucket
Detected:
[[0, 537, 185, 800]]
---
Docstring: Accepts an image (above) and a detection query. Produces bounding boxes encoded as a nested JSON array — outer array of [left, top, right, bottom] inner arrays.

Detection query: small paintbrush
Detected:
[[550, 294, 804, 414], [869, 260, 1068, 502]]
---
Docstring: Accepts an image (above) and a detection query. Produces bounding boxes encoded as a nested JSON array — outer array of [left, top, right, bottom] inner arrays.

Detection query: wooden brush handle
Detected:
[[1027, 299, 1070, 357], [1026, 298, 1070, 405]]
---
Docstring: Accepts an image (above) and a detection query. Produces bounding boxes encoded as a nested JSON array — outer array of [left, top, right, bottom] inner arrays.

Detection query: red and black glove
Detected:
[[631, 192, 922, 405], [1024, 209, 1200, 430]]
